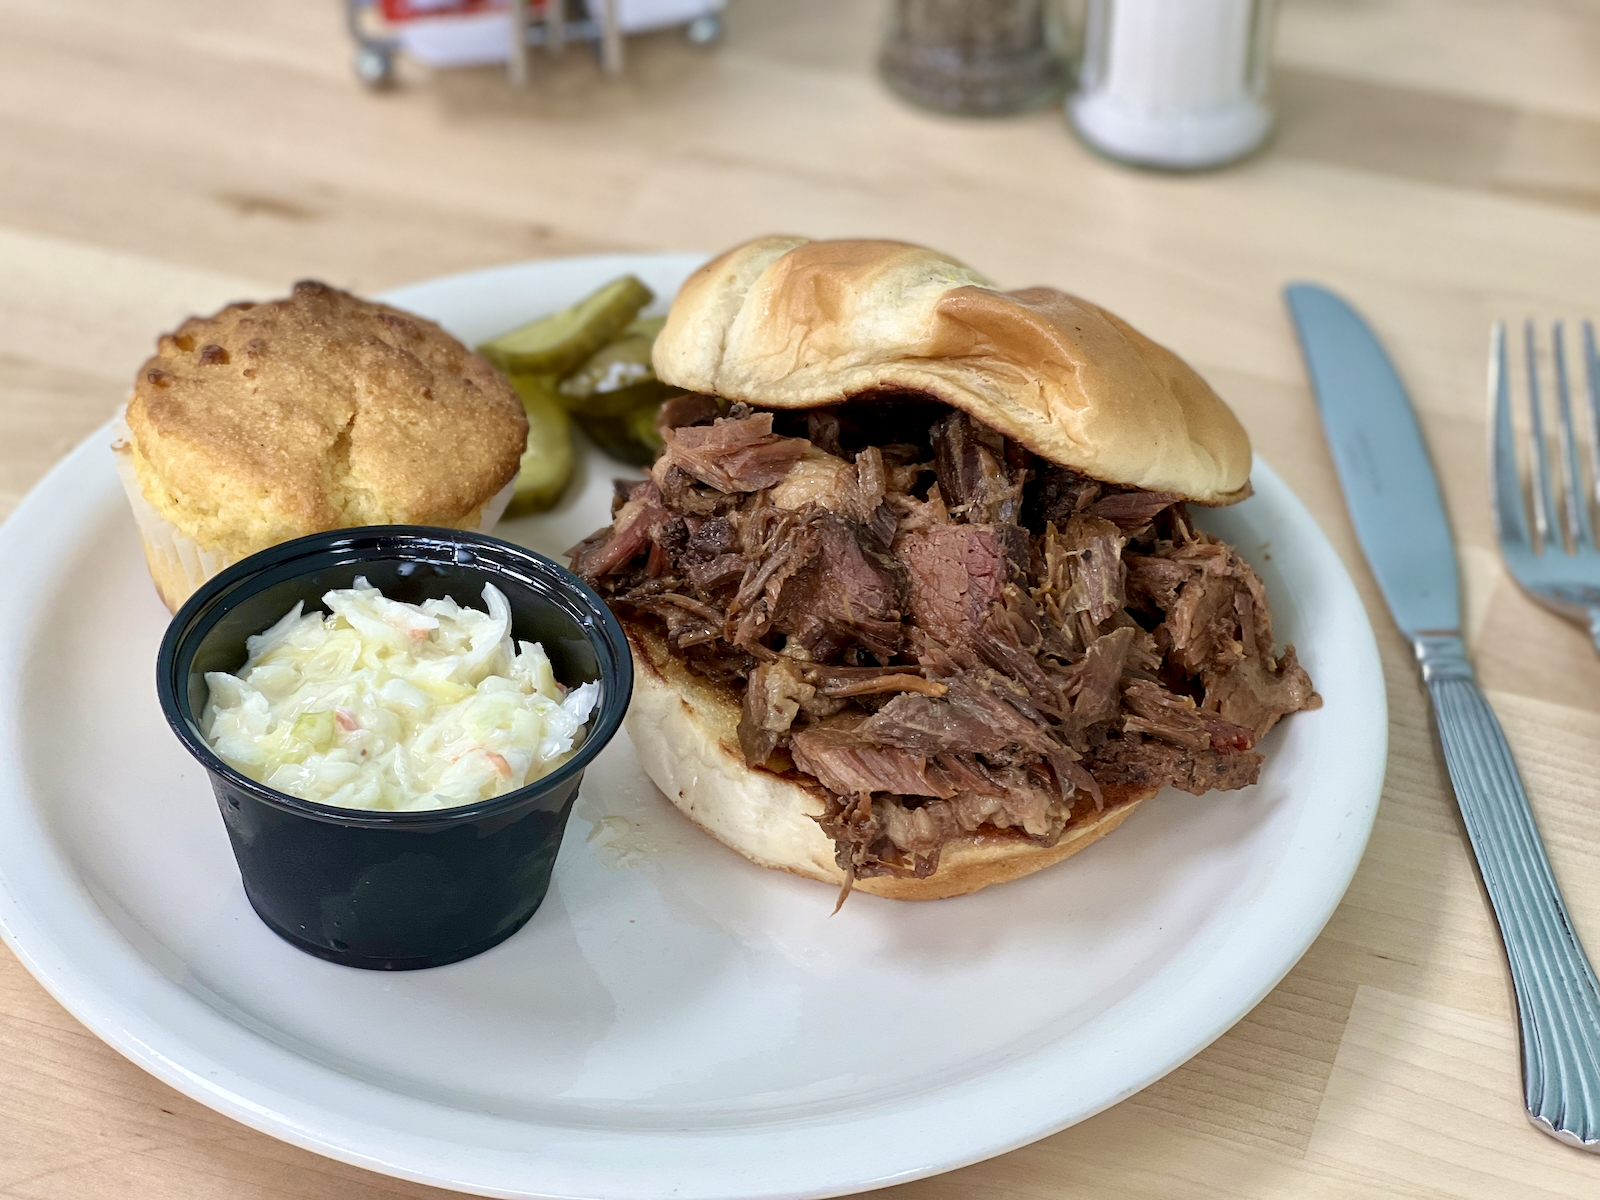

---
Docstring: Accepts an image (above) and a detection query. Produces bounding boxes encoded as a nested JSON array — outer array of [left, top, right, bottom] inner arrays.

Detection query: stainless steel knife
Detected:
[[1285, 282, 1600, 1151]]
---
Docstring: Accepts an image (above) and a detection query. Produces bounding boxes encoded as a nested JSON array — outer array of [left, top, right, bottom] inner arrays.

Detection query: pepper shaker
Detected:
[[880, 0, 1065, 116]]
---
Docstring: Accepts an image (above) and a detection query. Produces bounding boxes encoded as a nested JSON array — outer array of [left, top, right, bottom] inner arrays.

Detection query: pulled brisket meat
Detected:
[[571, 399, 1320, 883]]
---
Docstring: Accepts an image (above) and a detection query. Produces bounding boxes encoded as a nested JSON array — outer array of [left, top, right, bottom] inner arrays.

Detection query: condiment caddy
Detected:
[[346, 0, 724, 89]]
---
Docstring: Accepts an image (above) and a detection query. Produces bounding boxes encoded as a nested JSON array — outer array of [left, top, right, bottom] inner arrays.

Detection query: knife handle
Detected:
[[1416, 633, 1600, 1150]]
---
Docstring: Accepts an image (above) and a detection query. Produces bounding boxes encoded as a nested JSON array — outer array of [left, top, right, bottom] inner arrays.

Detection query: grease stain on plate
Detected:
[[585, 813, 658, 869]]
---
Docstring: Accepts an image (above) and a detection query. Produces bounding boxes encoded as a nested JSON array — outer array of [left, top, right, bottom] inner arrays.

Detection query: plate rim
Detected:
[[0, 253, 1388, 1200]]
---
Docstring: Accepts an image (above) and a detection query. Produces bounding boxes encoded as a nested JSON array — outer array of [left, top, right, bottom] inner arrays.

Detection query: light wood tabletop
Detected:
[[4, 0, 1600, 1196]]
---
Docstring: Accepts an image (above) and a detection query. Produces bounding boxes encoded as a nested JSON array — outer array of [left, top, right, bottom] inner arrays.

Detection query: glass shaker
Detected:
[[880, 0, 1065, 116], [1069, 0, 1277, 169]]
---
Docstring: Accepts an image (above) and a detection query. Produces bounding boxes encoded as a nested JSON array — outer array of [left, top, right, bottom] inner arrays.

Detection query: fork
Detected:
[[1491, 319, 1600, 650], [1483, 320, 1600, 1149]]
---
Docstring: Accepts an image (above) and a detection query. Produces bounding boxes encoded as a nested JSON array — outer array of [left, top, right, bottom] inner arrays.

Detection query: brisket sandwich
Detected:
[[569, 236, 1319, 900]]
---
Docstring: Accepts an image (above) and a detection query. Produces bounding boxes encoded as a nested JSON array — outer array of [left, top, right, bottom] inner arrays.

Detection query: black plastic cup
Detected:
[[156, 526, 631, 971]]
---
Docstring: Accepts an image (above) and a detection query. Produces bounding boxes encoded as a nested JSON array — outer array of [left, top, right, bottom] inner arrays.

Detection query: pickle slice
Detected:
[[505, 374, 575, 516], [559, 377, 673, 419], [576, 392, 674, 467], [556, 330, 677, 418], [508, 371, 563, 410], [558, 333, 656, 404], [477, 275, 653, 377], [625, 402, 666, 456], [576, 412, 658, 468], [624, 315, 667, 340]]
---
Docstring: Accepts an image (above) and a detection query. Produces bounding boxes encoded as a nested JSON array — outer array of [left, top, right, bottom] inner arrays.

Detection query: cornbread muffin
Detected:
[[114, 281, 528, 611]]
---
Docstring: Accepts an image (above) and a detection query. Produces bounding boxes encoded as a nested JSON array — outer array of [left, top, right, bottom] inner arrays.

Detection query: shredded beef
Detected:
[[900, 523, 1029, 647], [859, 686, 1041, 758], [686, 553, 745, 592], [622, 589, 724, 651], [932, 410, 1025, 523], [1203, 647, 1318, 743], [1092, 489, 1185, 532], [739, 658, 815, 766], [571, 398, 1321, 885], [729, 506, 906, 661], [791, 722, 955, 799], [1031, 464, 1101, 527], [769, 445, 886, 523], [1086, 734, 1263, 795], [1120, 677, 1256, 753], [658, 392, 726, 433], [1060, 626, 1135, 731], [807, 409, 846, 457], [654, 411, 807, 493], [802, 663, 947, 698], [567, 480, 666, 579]]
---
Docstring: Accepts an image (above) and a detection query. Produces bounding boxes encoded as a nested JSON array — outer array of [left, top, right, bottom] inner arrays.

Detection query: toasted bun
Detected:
[[125, 281, 527, 564], [654, 236, 1252, 504], [625, 623, 1151, 900]]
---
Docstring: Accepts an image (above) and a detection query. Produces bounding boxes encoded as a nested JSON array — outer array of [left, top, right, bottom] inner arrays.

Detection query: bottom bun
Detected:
[[623, 623, 1153, 901]]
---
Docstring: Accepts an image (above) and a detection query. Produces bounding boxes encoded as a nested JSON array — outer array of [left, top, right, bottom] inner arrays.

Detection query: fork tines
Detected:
[[1491, 318, 1600, 556]]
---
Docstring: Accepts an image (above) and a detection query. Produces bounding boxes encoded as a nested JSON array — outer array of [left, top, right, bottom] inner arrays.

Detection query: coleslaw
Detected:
[[203, 577, 599, 811]]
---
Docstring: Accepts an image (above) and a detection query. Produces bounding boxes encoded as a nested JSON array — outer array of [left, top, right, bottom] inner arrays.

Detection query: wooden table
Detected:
[[3, 1, 1600, 1195]]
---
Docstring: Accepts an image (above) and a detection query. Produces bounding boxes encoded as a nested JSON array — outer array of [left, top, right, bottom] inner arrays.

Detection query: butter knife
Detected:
[[1286, 282, 1600, 1151]]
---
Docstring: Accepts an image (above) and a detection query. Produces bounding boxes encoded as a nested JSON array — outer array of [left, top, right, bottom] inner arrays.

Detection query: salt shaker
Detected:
[[1069, 0, 1277, 169], [879, 0, 1064, 116]]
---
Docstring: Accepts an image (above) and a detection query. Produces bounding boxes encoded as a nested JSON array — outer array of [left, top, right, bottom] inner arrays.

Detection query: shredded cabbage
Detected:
[[203, 577, 600, 812]]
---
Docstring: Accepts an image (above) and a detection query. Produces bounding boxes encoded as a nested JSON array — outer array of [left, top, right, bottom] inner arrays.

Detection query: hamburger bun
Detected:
[[117, 281, 527, 610], [654, 236, 1251, 504], [625, 624, 1154, 901]]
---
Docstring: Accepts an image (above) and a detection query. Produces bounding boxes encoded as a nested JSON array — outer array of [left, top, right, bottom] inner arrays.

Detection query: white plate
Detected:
[[0, 255, 1386, 1200]]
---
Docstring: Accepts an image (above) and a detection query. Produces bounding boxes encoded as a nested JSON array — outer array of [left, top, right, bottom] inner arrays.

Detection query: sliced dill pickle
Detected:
[[623, 314, 667, 340], [576, 412, 658, 468], [559, 377, 673, 419], [507, 371, 564, 410], [557, 334, 659, 410], [625, 401, 666, 456], [477, 275, 653, 377], [576, 392, 674, 467], [505, 375, 575, 516]]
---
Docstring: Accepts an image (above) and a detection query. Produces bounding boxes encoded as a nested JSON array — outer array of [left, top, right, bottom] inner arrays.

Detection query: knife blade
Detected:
[[1285, 281, 1600, 1152], [1284, 283, 1458, 637]]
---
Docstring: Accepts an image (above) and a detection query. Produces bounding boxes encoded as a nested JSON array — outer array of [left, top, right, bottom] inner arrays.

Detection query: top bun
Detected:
[[125, 281, 528, 564], [653, 236, 1251, 503]]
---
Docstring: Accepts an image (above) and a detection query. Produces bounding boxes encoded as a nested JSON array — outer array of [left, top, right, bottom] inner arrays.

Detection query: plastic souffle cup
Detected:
[[156, 526, 632, 971]]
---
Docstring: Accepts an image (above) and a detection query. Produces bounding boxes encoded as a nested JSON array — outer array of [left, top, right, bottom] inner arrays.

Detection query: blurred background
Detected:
[[12, 1, 1595, 287]]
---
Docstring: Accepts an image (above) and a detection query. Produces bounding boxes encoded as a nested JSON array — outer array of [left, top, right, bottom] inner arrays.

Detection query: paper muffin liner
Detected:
[[475, 475, 516, 533], [112, 409, 237, 611], [113, 408, 523, 612]]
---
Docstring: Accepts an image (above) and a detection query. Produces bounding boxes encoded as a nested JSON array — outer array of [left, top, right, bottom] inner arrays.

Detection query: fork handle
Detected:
[[1588, 608, 1600, 657], [1416, 633, 1600, 1149]]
